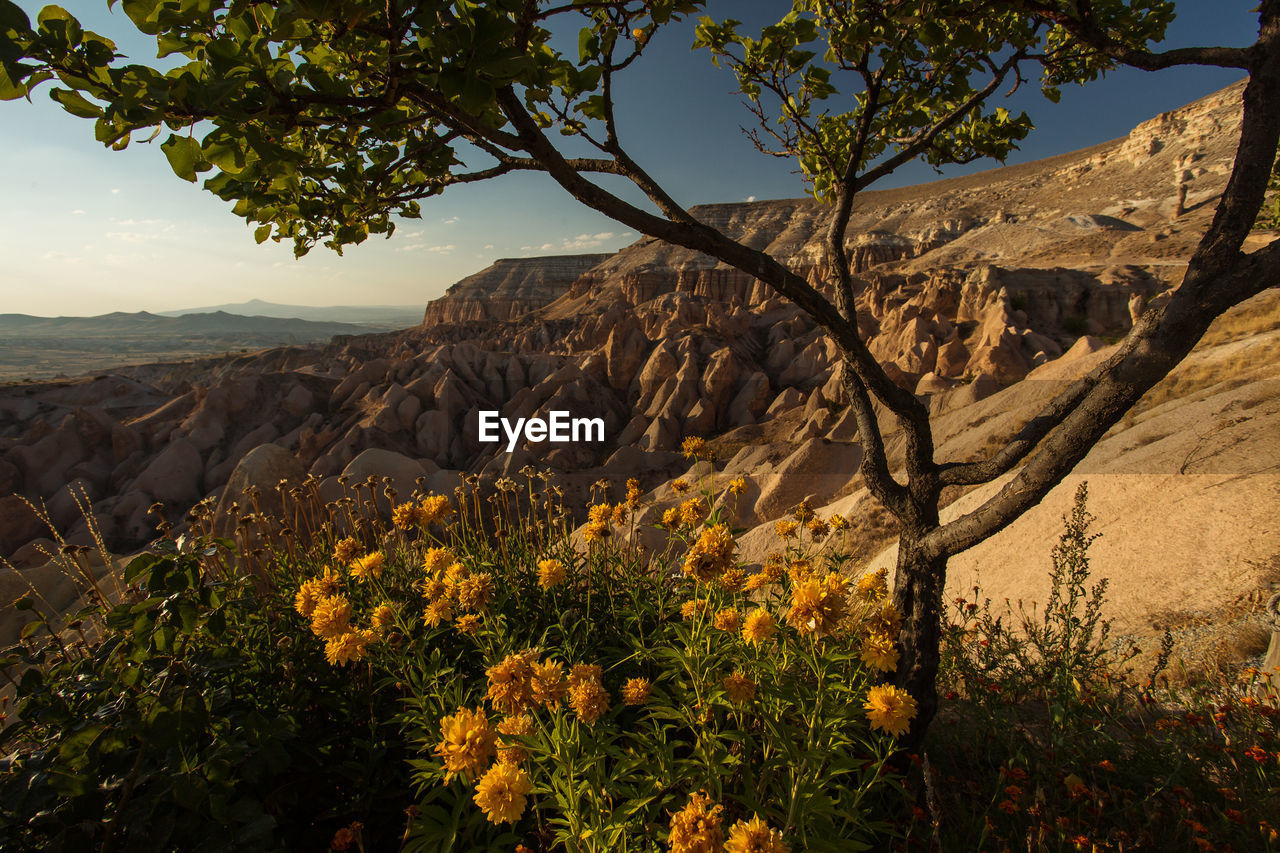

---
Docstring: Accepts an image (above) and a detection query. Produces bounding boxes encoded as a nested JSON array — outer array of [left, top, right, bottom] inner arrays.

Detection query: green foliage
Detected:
[[1, 466, 911, 851], [1258, 154, 1280, 231], [0, 538, 410, 852], [0, 0, 1179, 250], [943, 483, 1120, 712], [693, 0, 1173, 200], [309, 466, 906, 851], [4, 470, 1277, 851], [925, 483, 1280, 850]]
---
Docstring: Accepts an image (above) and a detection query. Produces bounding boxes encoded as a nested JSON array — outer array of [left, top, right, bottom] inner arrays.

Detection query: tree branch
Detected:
[[852, 50, 1025, 194]]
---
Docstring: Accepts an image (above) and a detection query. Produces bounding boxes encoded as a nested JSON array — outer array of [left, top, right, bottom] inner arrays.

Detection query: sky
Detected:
[[0, 1, 1261, 317]]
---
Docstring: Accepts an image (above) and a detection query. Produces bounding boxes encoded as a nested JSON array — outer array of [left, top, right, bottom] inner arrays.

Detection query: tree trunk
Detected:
[[891, 525, 948, 750]]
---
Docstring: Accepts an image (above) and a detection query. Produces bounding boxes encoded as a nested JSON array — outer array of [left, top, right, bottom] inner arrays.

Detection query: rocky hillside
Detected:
[[2, 81, 1276, 652], [421, 253, 611, 325]]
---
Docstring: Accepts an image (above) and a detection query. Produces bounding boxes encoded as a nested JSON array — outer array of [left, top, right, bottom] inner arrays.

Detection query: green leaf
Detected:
[[161, 133, 202, 182], [254, 223, 272, 243], [50, 87, 101, 118]]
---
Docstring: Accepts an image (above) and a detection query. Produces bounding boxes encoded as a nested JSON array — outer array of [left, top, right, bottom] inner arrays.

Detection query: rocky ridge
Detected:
[[2, 81, 1275, 648]]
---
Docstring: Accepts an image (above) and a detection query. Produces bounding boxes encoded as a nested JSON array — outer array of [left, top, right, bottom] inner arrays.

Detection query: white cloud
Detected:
[[441, 216, 459, 225], [746, 195, 756, 202], [110, 188, 120, 194], [104, 230, 158, 244], [483, 243, 494, 250], [70, 209, 84, 215]]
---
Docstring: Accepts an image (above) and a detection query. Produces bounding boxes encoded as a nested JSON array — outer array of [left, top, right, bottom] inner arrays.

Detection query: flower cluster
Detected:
[[420, 549, 494, 629], [293, 568, 379, 666], [683, 524, 736, 582], [392, 494, 455, 529], [786, 573, 849, 637]]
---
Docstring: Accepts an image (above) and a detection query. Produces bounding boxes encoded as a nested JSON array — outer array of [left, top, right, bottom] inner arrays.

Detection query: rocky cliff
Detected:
[[421, 253, 612, 326]]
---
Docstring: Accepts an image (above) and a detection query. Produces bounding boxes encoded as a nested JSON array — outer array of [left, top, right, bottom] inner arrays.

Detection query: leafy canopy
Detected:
[[0, 0, 1174, 254]]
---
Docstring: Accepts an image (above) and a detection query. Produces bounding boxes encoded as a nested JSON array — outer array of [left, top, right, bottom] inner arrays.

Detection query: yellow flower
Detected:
[[473, 760, 532, 824], [668, 793, 724, 853], [830, 513, 849, 531], [743, 572, 768, 592], [392, 502, 420, 529], [681, 598, 709, 620], [349, 552, 385, 582], [537, 558, 567, 589], [728, 477, 747, 496], [662, 507, 682, 528], [444, 561, 470, 586], [310, 595, 352, 639], [324, 628, 375, 666], [775, 519, 799, 539], [806, 517, 830, 539], [531, 660, 569, 709], [864, 685, 917, 737], [568, 664, 610, 724], [786, 559, 813, 583], [455, 614, 482, 635], [423, 547, 455, 575], [722, 670, 756, 703], [718, 567, 746, 593], [583, 520, 611, 542], [679, 498, 709, 527], [625, 478, 642, 510], [371, 603, 396, 629], [294, 578, 322, 618], [741, 609, 777, 646], [569, 663, 604, 688], [726, 815, 789, 853], [587, 503, 613, 525], [496, 714, 534, 763], [670, 479, 691, 494], [435, 707, 496, 781], [681, 436, 709, 459], [418, 494, 453, 525], [333, 537, 361, 564], [713, 608, 741, 633], [873, 600, 902, 635], [612, 503, 629, 526], [786, 574, 847, 637], [792, 499, 814, 523], [456, 572, 495, 611], [622, 677, 653, 705], [860, 631, 900, 673], [683, 524, 736, 582], [856, 568, 889, 601], [487, 650, 539, 716], [761, 560, 784, 583], [423, 597, 453, 627], [422, 578, 447, 601]]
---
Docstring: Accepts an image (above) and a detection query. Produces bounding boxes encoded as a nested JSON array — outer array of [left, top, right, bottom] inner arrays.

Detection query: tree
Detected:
[[2, 0, 1277, 744]]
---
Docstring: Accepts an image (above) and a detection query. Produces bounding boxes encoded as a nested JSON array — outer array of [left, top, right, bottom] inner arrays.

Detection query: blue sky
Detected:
[[0, 1, 1260, 317]]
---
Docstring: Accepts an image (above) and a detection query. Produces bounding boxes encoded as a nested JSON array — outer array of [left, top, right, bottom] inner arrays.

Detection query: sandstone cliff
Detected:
[[421, 253, 612, 326]]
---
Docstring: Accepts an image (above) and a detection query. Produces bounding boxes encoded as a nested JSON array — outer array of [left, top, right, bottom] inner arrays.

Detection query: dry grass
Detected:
[[1120, 331, 1280, 427], [1199, 288, 1280, 346]]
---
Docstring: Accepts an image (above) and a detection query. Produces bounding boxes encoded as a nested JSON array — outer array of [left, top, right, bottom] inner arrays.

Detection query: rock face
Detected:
[[422, 254, 612, 326], [0, 80, 1261, 568]]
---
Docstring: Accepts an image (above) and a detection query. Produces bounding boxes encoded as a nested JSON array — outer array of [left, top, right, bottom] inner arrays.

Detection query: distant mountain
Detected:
[[157, 298, 424, 327], [0, 310, 373, 339]]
